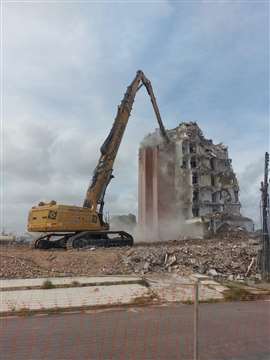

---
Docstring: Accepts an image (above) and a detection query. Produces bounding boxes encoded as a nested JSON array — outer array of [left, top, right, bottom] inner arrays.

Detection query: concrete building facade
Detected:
[[138, 122, 253, 240]]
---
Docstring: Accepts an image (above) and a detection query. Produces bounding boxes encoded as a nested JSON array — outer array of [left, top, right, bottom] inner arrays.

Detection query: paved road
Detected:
[[1, 301, 269, 360]]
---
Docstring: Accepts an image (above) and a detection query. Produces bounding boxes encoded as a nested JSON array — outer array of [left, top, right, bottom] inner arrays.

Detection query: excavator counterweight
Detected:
[[27, 71, 169, 249]]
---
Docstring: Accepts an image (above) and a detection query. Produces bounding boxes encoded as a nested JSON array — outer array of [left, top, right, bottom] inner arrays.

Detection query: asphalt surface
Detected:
[[1, 301, 270, 360]]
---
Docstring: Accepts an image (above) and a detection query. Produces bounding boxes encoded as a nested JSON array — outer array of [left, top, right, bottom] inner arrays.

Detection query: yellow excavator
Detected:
[[27, 70, 169, 249]]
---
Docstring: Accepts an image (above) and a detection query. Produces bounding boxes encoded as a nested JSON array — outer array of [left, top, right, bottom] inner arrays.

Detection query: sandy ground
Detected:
[[0, 245, 123, 278]]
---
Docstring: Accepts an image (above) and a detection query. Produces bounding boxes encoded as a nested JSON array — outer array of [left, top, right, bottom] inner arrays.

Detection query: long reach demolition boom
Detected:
[[84, 70, 169, 216], [28, 70, 169, 249]]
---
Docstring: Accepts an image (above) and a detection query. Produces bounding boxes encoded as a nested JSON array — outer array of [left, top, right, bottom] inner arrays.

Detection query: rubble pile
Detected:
[[216, 226, 250, 240], [0, 231, 262, 281], [112, 234, 260, 280]]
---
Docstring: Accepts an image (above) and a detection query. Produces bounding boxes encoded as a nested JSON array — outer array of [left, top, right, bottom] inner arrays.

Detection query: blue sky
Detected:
[[2, 0, 269, 232]]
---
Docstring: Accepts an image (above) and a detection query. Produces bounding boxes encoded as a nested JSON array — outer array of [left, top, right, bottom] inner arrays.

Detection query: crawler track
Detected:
[[33, 231, 133, 250]]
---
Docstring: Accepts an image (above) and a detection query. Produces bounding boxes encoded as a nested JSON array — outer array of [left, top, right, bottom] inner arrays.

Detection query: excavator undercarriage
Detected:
[[34, 231, 133, 249]]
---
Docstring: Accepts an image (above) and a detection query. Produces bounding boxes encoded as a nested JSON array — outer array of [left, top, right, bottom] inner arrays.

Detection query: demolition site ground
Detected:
[[0, 230, 261, 282]]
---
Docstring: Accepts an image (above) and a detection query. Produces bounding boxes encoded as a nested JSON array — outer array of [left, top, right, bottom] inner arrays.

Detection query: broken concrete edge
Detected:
[[0, 278, 149, 292]]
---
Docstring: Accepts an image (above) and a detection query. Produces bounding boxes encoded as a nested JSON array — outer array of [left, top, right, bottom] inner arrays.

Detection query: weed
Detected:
[[17, 307, 34, 316], [182, 298, 221, 305], [133, 295, 153, 305], [182, 299, 193, 305], [41, 279, 55, 289], [223, 284, 253, 301], [138, 278, 150, 288], [199, 298, 221, 304], [45, 307, 63, 315]]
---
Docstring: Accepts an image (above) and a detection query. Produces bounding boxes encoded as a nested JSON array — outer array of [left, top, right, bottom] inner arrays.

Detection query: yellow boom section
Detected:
[[83, 70, 169, 214]]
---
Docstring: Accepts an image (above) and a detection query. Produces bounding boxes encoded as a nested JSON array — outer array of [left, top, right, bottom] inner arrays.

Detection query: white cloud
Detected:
[[238, 158, 265, 227]]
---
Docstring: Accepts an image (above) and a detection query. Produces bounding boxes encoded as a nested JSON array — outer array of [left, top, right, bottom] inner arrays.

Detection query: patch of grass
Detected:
[[133, 295, 153, 306], [199, 298, 221, 304], [17, 307, 34, 316], [182, 297, 222, 305], [45, 307, 63, 315], [220, 280, 270, 302], [133, 290, 159, 306], [16, 307, 63, 317], [223, 284, 254, 301], [41, 279, 55, 289], [182, 299, 193, 305]]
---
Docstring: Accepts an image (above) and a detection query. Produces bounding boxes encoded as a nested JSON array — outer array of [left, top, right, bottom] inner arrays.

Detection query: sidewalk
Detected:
[[4, 273, 268, 317], [0, 276, 153, 315], [146, 273, 227, 303], [0, 274, 230, 316]]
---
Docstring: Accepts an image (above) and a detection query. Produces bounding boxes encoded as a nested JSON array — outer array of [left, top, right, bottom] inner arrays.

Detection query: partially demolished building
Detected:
[[138, 122, 253, 240]]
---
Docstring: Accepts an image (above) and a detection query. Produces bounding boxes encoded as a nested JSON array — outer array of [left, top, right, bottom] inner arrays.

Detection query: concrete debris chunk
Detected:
[[208, 269, 219, 277], [165, 254, 177, 268]]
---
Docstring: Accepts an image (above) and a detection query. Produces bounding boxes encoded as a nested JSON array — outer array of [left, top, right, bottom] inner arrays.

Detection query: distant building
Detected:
[[0, 231, 16, 245]]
